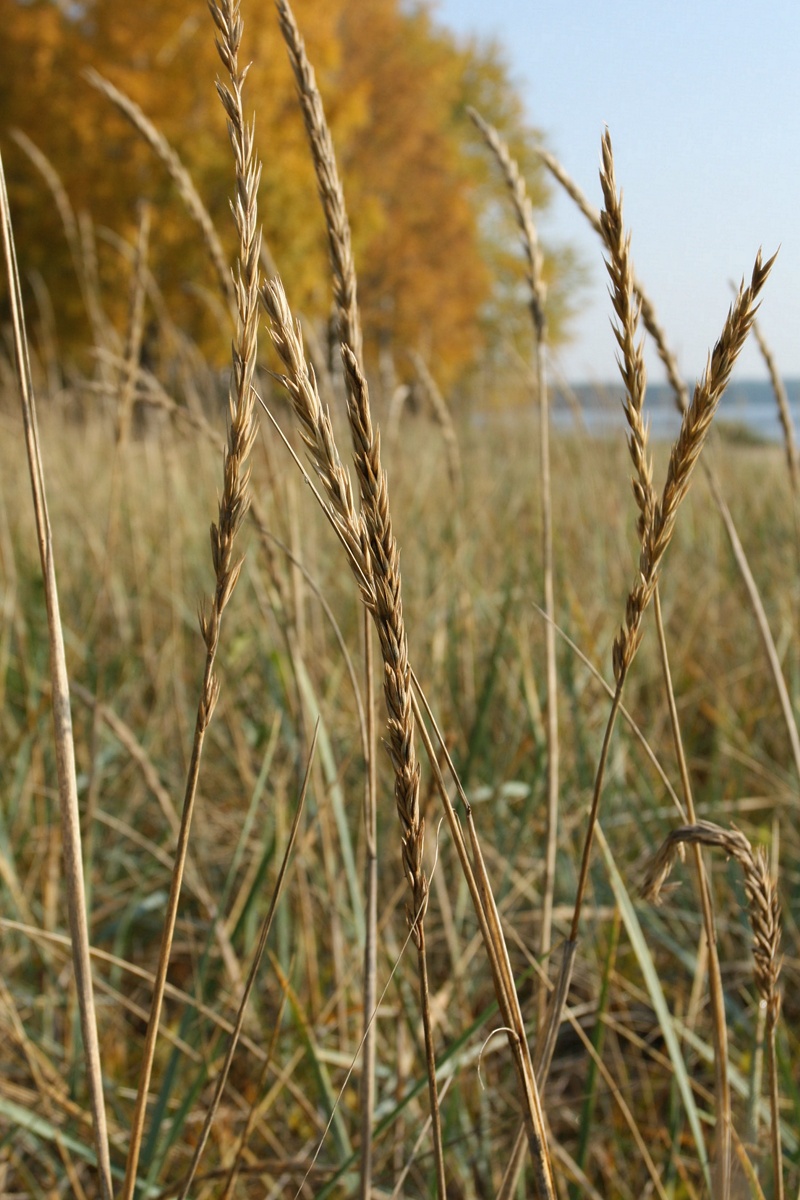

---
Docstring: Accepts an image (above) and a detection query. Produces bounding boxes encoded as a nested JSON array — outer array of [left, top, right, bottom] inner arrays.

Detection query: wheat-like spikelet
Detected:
[[468, 107, 546, 338], [642, 821, 782, 1018], [275, 0, 362, 361], [263, 279, 427, 929], [340, 347, 426, 920], [119, 4, 262, 1195], [200, 0, 262, 668], [260, 278, 372, 592], [534, 144, 693, 412], [612, 250, 776, 683], [651, 252, 774, 559], [273, 0, 429, 934], [598, 130, 654, 536]]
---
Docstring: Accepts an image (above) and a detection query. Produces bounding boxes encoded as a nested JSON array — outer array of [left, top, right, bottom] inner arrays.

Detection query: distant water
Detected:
[[551, 380, 800, 443]]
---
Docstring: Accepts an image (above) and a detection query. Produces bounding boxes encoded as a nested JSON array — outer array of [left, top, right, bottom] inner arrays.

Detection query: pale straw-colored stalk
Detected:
[[653, 585, 732, 1195], [119, 3, 262, 1195], [467, 106, 560, 1037], [0, 151, 113, 1200], [8, 128, 115, 370]]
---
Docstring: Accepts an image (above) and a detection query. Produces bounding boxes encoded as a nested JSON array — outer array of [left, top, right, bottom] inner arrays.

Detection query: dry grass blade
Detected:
[[176, 722, 316, 1199], [0, 978, 92, 1200], [117, 201, 151, 449], [10, 131, 113, 358], [408, 675, 556, 1198], [468, 105, 559, 1033], [643, 819, 784, 1198], [119, 3, 262, 1195], [1, 918, 271, 1063], [84, 66, 236, 313], [10, 130, 81, 273], [0, 150, 113, 1200], [71, 682, 243, 986]]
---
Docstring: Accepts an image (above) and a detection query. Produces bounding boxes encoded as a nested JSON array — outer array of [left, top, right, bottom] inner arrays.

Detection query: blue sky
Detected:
[[433, 0, 800, 383]]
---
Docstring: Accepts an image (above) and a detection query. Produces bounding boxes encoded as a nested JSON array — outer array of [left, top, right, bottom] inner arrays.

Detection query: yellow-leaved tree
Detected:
[[1, 0, 582, 389]]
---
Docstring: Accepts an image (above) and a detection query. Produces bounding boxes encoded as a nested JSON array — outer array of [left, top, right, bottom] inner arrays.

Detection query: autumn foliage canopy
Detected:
[[1, 0, 578, 386]]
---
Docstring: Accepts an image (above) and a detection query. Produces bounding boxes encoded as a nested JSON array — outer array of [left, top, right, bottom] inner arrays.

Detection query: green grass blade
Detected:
[[596, 823, 712, 1193], [295, 655, 364, 946]]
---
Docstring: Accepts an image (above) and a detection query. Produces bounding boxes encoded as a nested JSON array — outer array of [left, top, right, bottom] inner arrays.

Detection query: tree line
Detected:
[[1, 0, 581, 387]]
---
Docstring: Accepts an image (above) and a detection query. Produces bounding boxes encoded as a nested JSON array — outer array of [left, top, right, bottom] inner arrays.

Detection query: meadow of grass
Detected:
[[1, 2, 799, 1198]]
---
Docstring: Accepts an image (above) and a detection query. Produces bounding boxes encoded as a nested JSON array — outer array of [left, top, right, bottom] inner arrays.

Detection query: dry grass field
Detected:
[[0, 2, 798, 1198]]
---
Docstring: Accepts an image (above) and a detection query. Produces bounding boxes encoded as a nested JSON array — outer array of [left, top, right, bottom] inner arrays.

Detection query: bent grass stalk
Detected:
[[753, 317, 799, 495], [266, 16, 558, 1187], [0, 150, 114, 1200], [263, 272, 447, 1196], [119, 2, 262, 1194]]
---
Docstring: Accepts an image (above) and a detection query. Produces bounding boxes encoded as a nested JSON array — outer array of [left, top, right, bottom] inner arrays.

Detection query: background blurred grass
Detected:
[[1, 394, 797, 1196]]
